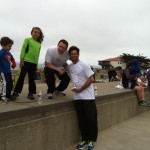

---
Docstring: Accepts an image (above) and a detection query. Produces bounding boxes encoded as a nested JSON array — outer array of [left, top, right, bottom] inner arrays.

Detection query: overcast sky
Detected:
[[1, 0, 150, 66]]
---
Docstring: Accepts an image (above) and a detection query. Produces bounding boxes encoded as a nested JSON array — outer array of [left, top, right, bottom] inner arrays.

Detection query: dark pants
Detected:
[[44, 67, 70, 93], [74, 100, 98, 142], [108, 75, 112, 82], [0, 73, 13, 98], [13, 61, 37, 94]]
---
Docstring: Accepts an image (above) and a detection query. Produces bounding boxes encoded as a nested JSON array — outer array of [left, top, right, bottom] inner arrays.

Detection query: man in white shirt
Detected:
[[67, 46, 98, 150], [44, 39, 70, 99]]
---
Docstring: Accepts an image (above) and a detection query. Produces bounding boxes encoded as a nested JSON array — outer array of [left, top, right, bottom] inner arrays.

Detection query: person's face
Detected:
[[3, 44, 13, 51], [57, 42, 67, 54], [69, 50, 79, 63], [31, 28, 41, 40]]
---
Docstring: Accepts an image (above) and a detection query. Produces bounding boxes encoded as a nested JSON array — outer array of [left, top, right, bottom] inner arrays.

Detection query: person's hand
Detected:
[[11, 63, 16, 69], [11, 59, 16, 69], [20, 60, 24, 68], [71, 88, 82, 93], [58, 69, 65, 75]]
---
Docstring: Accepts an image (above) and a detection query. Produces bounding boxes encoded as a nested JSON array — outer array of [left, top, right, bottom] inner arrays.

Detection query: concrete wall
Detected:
[[0, 90, 150, 150]]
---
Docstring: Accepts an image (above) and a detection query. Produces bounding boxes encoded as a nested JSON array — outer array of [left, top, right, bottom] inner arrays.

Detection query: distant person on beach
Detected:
[[44, 39, 70, 99], [122, 62, 150, 107], [67, 46, 98, 150], [0, 37, 16, 102], [11, 27, 44, 100], [108, 66, 117, 82]]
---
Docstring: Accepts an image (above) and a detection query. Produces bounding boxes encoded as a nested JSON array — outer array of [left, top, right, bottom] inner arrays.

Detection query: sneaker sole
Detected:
[[77, 146, 86, 150], [140, 104, 150, 107], [55, 93, 66, 96], [77, 144, 87, 149], [27, 97, 35, 100], [47, 97, 53, 99]]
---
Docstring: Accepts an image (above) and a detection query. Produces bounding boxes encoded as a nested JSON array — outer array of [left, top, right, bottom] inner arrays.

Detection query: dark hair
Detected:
[[58, 39, 68, 49], [68, 46, 80, 54], [31, 27, 44, 43], [0, 37, 13, 46], [129, 59, 140, 74]]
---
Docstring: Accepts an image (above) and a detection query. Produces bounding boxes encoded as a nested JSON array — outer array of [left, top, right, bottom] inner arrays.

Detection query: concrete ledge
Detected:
[[96, 89, 150, 131], [0, 84, 150, 150]]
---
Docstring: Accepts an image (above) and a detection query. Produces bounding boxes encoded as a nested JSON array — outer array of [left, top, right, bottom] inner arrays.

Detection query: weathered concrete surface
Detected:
[[0, 81, 150, 150], [96, 110, 150, 150], [69, 110, 150, 150]]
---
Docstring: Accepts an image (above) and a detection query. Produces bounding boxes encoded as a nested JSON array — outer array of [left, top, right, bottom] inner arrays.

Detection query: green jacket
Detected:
[[20, 38, 41, 64]]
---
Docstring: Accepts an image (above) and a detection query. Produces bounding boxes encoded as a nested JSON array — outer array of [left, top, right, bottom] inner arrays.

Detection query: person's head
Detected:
[[129, 59, 140, 74], [110, 66, 113, 70], [131, 59, 139, 66], [57, 39, 68, 54], [31, 27, 44, 43], [68, 46, 80, 63], [0, 37, 14, 51]]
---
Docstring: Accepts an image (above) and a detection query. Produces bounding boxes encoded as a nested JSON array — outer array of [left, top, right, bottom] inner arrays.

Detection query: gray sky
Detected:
[[1, 0, 150, 66]]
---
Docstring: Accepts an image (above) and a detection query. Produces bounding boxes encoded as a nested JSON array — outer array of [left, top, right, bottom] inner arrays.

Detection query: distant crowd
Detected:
[[108, 59, 150, 107]]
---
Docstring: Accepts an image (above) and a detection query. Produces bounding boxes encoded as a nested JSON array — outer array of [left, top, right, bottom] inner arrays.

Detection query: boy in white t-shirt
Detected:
[[68, 46, 98, 150], [44, 39, 70, 99]]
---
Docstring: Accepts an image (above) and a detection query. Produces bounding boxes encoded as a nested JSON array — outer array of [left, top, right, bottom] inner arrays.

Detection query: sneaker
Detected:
[[87, 141, 94, 150], [76, 141, 87, 150], [27, 93, 35, 100], [139, 101, 150, 107], [9, 92, 19, 101], [47, 93, 53, 99], [0, 96, 8, 104], [55, 90, 66, 96]]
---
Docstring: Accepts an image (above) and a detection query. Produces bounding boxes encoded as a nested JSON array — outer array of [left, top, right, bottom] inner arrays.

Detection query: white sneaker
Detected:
[[139, 101, 150, 107], [1, 96, 8, 104], [55, 90, 66, 96], [47, 93, 53, 99]]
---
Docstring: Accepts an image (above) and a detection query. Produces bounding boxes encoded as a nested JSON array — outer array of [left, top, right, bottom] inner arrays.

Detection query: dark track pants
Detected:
[[0, 73, 13, 98], [13, 61, 37, 94], [44, 67, 70, 93], [74, 100, 98, 142]]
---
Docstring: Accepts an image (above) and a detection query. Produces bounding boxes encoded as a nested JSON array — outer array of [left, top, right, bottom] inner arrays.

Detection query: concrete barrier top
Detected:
[[0, 81, 132, 113]]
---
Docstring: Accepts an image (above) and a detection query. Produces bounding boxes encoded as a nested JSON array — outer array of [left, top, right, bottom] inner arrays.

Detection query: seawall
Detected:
[[0, 82, 150, 150]]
